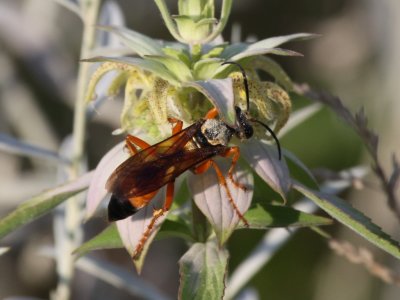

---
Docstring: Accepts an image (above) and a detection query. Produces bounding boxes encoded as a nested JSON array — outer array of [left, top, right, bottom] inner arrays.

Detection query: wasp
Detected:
[[106, 61, 282, 257]]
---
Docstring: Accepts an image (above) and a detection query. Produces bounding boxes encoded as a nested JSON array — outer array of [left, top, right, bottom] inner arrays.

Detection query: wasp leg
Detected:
[[125, 135, 151, 155], [204, 107, 219, 119], [221, 147, 247, 191], [132, 181, 175, 260], [193, 160, 249, 227], [167, 117, 183, 134], [131, 119, 183, 259]]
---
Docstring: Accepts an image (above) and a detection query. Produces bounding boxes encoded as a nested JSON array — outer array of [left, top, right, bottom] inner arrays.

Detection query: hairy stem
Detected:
[[52, 1, 101, 300]]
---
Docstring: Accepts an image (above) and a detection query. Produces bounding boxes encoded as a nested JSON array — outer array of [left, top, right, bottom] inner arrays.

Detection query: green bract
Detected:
[[84, 23, 315, 137]]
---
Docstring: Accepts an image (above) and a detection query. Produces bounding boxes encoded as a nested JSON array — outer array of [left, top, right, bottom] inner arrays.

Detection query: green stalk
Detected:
[[52, 1, 100, 300], [154, 0, 185, 42]]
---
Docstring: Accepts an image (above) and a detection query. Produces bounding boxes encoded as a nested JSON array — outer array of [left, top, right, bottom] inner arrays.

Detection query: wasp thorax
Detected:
[[201, 119, 234, 146]]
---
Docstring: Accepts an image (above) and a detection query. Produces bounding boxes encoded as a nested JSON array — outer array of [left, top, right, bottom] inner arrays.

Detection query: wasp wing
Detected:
[[106, 120, 226, 198]]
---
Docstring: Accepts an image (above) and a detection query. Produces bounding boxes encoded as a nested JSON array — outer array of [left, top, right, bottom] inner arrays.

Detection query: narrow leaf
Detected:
[[145, 55, 193, 82], [0, 172, 93, 239], [193, 58, 224, 80], [202, 0, 233, 43], [184, 78, 236, 125], [73, 223, 123, 258], [0, 133, 69, 164], [97, 26, 164, 57], [293, 182, 400, 259], [221, 33, 318, 59], [250, 56, 293, 91], [74, 218, 194, 258], [231, 48, 302, 62], [83, 56, 180, 86], [240, 203, 332, 229], [179, 239, 228, 300]]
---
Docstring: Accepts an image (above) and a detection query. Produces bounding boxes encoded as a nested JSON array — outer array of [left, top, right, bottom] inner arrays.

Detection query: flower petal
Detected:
[[188, 159, 253, 245], [184, 78, 236, 126], [86, 142, 128, 219], [241, 140, 291, 200], [115, 190, 167, 272]]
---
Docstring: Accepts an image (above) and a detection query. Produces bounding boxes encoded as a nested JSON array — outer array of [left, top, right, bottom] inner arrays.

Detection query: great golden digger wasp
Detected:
[[106, 61, 282, 257]]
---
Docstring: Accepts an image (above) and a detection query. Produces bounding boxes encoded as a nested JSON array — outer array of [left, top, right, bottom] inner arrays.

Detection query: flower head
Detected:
[[84, 0, 315, 268]]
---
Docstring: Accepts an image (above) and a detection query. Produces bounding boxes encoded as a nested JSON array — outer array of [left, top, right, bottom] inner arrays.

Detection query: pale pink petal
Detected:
[[241, 139, 291, 200], [115, 190, 167, 272], [188, 159, 253, 245], [86, 142, 128, 219], [184, 78, 236, 126]]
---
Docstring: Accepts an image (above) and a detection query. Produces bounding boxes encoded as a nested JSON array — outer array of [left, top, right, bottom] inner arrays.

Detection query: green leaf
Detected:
[[73, 224, 123, 258], [293, 182, 400, 259], [193, 58, 224, 80], [82, 56, 181, 86], [154, 0, 185, 43], [250, 56, 293, 91], [230, 48, 302, 62], [202, 0, 233, 43], [158, 218, 195, 242], [162, 46, 191, 66], [145, 55, 193, 82], [221, 33, 318, 59], [201, 44, 227, 59], [97, 26, 164, 57], [179, 239, 228, 300], [0, 172, 93, 239], [240, 203, 332, 229], [174, 15, 216, 43]]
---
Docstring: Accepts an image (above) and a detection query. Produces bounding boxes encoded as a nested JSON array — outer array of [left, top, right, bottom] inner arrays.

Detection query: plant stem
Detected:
[[52, 1, 100, 300]]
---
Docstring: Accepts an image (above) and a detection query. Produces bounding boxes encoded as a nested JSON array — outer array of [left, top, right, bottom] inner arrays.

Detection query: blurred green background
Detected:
[[0, 1, 399, 299]]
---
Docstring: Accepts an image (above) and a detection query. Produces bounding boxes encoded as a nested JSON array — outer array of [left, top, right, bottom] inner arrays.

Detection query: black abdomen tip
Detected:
[[108, 194, 138, 221]]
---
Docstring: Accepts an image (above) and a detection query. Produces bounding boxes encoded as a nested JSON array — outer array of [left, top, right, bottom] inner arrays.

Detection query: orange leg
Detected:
[[192, 159, 213, 174], [193, 160, 249, 227], [125, 134, 151, 155], [221, 147, 247, 191], [168, 117, 183, 134], [204, 107, 219, 119], [133, 181, 175, 259], [128, 190, 159, 209], [131, 119, 183, 259]]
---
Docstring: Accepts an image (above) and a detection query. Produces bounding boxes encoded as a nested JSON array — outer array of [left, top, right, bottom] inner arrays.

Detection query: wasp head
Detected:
[[234, 106, 254, 140]]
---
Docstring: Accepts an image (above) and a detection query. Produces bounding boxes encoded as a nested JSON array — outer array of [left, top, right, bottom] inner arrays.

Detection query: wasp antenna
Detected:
[[252, 120, 282, 160], [221, 61, 250, 112]]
